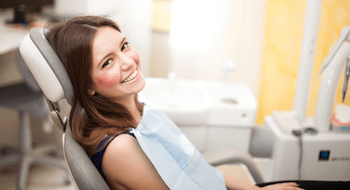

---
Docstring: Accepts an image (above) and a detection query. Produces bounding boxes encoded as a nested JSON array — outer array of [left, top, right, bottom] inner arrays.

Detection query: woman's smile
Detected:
[[121, 68, 139, 84]]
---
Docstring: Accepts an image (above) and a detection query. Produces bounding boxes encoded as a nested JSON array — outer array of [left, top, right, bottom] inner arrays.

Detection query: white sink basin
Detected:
[[138, 77, 257, 127], [138, 77, 210, 125]]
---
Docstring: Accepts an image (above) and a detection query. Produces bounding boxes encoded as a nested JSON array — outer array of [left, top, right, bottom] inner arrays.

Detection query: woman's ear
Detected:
[[88, 89, 96, 96]]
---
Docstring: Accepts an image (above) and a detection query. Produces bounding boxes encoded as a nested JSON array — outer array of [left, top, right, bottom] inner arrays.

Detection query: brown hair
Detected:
[[45, 16, 144, 157]]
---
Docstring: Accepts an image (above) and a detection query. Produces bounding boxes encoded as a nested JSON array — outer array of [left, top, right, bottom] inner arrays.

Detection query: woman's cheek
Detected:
[[133, 54, 140, 64], [95, 71, 120, 90], [130, 50, 140, 65]]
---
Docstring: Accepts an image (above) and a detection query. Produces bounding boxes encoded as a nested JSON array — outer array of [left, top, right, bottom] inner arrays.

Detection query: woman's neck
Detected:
[[114, 94, 142, 124]]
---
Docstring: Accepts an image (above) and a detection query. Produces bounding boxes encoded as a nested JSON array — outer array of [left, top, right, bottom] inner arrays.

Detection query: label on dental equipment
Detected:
[[319, 150, 330, 161]]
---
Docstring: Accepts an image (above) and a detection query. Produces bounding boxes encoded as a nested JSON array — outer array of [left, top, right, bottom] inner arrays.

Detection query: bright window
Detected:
[[169, 0, 224, 51]]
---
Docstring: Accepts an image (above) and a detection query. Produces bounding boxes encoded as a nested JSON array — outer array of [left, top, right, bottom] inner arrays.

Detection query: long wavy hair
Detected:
[[45, 16, 144, 157]]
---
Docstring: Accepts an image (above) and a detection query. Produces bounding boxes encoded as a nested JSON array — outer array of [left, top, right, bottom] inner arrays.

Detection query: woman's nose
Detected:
[[120, 55, 134, 71]]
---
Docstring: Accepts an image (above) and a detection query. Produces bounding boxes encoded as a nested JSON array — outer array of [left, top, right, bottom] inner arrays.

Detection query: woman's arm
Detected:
[[224, 174, 260, 190], [224, 174, 304, 190], [101, 134, 169, 190]]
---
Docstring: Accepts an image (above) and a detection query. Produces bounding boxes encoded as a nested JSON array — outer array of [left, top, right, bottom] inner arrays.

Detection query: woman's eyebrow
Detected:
[[96, 37, 127, 68], [97, 53, 113, 68], [120, 37, 127, 47]]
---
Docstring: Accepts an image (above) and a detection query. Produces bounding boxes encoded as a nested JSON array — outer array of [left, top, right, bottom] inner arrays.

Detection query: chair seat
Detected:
[[0, 82, 43, 108], [0, 82, 48, 120]]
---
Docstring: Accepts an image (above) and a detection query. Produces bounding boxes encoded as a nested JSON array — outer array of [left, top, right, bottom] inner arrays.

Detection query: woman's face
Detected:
[[89, 26, 145, 102]]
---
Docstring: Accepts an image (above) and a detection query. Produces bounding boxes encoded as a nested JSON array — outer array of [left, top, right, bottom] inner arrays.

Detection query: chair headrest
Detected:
[[19, 27, 74, 105]]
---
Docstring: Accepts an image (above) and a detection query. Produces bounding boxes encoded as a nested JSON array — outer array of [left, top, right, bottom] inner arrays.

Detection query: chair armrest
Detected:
[[202, 147, 264, 184]]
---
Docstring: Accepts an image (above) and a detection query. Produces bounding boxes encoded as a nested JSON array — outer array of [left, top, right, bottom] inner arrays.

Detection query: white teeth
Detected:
[[122, 69, 138, 83]]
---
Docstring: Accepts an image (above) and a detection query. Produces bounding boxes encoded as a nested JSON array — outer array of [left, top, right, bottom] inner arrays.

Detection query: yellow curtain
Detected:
[[257, 0, 350, 124], [151, 0, 172, 32]]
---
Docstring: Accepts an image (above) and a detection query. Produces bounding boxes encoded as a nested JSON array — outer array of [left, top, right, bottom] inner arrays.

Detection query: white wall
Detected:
[[149, 0, 266, 99], [115, 0, 153, 77], [223, 0, 266, 98], [55, 0, 118, 16]]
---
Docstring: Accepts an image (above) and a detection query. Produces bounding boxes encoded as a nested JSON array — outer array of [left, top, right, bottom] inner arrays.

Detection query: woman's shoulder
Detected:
[[104, 133, 137, 156], [100, 133, 139, 186], [101, 131, 169, 189]]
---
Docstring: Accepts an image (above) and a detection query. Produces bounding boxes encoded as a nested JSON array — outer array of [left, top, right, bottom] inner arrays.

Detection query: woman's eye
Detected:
[[102, 59, 112, 68], [121, 42, 129, 51]]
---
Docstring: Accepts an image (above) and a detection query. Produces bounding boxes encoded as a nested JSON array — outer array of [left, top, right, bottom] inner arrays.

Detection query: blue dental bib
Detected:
[[132, 105, 226, 190]]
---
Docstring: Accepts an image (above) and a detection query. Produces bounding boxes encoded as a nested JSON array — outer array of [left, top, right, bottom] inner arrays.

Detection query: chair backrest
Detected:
[[19, 27, 110, 190]]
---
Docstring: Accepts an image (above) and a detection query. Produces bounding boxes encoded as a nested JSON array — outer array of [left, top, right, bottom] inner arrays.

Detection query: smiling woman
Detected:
[[44, 16, 168, 190], [45, 16, 145, 158]]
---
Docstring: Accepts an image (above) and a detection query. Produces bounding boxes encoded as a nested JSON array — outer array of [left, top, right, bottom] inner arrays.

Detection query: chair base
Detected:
[[0, 110, 70, 190]]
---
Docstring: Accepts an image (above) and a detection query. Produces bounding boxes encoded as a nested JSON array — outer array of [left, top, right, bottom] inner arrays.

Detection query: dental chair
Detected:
[[19, 27, 264, 190]]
